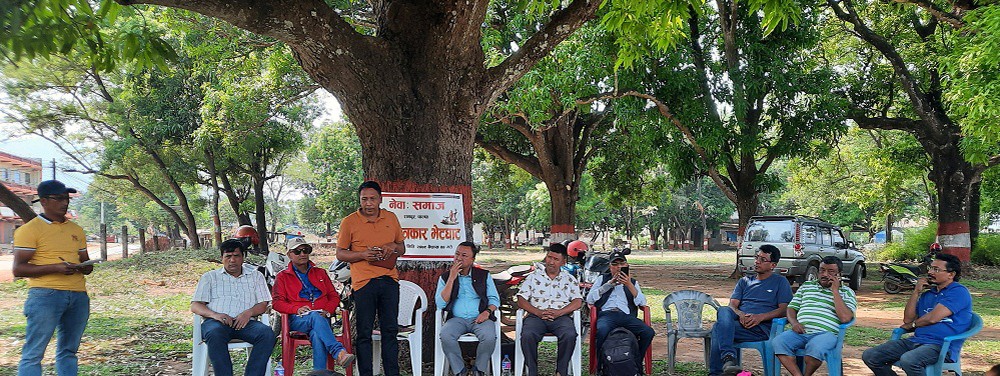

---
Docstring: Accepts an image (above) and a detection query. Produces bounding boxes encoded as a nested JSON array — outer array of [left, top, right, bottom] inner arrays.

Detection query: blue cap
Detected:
[[36, 180, 77, 199]]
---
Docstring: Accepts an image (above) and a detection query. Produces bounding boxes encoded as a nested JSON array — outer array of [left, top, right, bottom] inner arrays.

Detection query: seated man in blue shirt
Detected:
[[710, 244, 794, 376], [436, 241, 501, 376], [863, 253, 974, 376], [585, 249, 655, 358]]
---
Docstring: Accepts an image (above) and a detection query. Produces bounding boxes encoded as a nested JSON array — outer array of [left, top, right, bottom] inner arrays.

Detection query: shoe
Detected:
[[722, 354, 741, 376], [336, 350, 356, 367]]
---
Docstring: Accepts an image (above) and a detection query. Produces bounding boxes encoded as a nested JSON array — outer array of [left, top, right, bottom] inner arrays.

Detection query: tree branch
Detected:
[[474, 134, 543, 178], [849, 115, 923, 131], [891, 0, 965, 28], [115, 0, 378, 71], [482, 0, 602, 100]]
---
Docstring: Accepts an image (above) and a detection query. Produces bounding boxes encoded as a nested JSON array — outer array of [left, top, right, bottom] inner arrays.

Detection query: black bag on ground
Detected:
[[599, 327, 642, 376]]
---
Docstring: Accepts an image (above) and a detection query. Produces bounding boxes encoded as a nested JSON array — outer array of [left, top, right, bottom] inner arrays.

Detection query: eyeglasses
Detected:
[[929, 266, 951, 273], [755, 256, 774, 262], [42, 195, 71, 202], [289, 247, 313, 255]]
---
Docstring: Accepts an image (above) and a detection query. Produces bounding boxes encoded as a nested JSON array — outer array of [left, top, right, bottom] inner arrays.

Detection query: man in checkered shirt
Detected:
[[191, 238, 276, 376]]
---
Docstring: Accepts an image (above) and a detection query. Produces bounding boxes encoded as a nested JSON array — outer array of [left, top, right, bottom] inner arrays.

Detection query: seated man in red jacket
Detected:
[[273, 237, 355, 371]]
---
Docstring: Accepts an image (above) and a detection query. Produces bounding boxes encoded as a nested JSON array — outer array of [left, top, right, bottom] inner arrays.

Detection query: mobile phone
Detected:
[[620, 266, 629, 276]]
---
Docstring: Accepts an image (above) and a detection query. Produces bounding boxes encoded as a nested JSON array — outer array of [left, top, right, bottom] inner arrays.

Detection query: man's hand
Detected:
[[214, 313, 236, 326], [791, 321, 806, 334], [364, 248, 384, 262], [449, 261, 462, 279], [475, 310, 491, 324], [539, 309, 557, 321], [233, 310, 253, 330], [742, 313, 762, 328], [617, 272, 634, 289], [914, 277, 928, 291], [297, 306, 311, 315], [57, 262, 79, 275], [829, 275, 841, 291]]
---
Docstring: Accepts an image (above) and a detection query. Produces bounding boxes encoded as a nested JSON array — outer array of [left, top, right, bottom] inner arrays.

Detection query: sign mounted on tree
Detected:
[[382, 192, 465, 261]]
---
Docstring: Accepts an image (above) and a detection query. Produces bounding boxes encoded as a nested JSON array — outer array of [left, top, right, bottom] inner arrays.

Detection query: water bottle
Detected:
[[273, 363, 284, 376], [501, 354, 512, 376]]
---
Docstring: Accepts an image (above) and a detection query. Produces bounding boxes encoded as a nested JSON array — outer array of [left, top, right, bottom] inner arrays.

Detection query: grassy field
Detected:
[[0, 248, 996, 375]]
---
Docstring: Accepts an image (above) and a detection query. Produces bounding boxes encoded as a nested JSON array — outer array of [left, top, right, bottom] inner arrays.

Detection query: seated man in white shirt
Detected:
[[585, 249, 655, 358], [191, 238, 276, 376], [517, 243, 583, 376]]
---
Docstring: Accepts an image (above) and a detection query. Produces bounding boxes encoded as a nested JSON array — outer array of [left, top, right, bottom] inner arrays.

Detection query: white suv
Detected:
[[736, 215, 866, 291]]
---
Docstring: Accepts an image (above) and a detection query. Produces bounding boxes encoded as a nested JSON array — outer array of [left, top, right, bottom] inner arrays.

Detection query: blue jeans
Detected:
[[354, 276, 400, 376], [201, 318, 276, 376], [594, 309, 655, 355], [709, 307, 771, 376], [289, 311, 347, 370], [771, 330, 839, 360], [19, 288, 90, 376], [863, 338, 942, 376]]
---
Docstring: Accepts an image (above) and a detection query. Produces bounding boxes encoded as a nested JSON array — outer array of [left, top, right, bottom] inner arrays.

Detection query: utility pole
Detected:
[[50, 160, 57, 180]]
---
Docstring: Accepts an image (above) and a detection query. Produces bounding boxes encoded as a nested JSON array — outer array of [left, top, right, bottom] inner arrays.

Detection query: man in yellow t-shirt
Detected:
[[13, 180, 94, 376], [336, 181, 406, 376]]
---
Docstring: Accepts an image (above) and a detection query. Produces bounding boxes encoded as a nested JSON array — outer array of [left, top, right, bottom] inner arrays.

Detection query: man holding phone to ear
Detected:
[[585, 249, 655, 358]]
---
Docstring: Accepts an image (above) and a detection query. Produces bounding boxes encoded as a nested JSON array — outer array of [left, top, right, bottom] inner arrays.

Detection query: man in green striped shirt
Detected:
[[772, 256, 857, 376]]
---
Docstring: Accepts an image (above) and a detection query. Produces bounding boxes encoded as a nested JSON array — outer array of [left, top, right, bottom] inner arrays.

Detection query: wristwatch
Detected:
[[909, 321, 917, 329]]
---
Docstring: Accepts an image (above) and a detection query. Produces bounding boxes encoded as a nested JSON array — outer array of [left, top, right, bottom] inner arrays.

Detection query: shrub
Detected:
[[973, 233, 1000, 266], [875, 223, 937, 262]]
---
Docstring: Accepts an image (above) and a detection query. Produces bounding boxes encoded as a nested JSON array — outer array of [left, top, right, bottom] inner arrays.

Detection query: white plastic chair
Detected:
[[372, 280, 427, 376], [192, 313, 274, 376], [434, 308, 502, 376], [514, 308, 582, 376]]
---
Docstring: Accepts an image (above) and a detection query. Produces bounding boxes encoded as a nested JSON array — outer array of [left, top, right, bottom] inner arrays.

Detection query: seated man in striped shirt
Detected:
[[772, 256, 857, 376]]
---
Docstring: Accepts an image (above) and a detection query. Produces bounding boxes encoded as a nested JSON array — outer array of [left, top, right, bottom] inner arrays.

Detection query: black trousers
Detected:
[[353, 276, 400, 376]]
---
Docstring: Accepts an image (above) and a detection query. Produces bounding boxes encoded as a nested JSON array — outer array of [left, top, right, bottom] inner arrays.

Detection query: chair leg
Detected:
[[192, 343, 209, 376], [410, 337, 421, 376], [514, 336, 523, 376], [702, 337, 711, 371]]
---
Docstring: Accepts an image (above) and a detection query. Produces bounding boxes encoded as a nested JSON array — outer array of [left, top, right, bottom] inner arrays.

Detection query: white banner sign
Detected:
[[381, 192, 466, 261]]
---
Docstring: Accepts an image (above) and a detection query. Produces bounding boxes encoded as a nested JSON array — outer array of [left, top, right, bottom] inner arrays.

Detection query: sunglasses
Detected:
[[289, 247, 313, 255]]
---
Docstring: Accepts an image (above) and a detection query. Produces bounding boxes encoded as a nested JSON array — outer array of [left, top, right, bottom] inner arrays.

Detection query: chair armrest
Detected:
[[640, 305, 651, 326], [890, 328, 906, 341], [588, 304, 597, 323], [773, 318, 788, 332]]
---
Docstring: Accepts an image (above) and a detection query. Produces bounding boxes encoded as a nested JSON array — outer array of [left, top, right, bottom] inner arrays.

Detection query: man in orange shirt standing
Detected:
[[336, 181, 407, 376]]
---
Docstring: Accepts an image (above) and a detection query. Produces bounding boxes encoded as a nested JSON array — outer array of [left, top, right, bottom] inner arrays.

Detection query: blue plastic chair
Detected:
[[733, 321, 781, 376], [770, 317, 855, 376], [889, 312, 983, 376]]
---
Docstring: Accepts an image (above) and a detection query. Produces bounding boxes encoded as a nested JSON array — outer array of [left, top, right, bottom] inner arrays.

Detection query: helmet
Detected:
[[234, 225, 260, 250], [567, 240, 588, 258]]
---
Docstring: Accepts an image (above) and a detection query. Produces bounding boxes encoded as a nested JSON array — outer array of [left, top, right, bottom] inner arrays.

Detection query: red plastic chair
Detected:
[[587, 304, 653, 375], [280, 310, 354, 376]]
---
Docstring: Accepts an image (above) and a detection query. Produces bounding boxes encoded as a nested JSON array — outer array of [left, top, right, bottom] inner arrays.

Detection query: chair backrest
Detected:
[[662, 290, 721, 332], [398, 280, 428, 327]]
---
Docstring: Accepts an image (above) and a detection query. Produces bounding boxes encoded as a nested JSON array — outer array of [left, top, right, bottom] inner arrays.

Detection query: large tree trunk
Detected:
[[548, 183, 578, 244], [928, 147, 981, 261]]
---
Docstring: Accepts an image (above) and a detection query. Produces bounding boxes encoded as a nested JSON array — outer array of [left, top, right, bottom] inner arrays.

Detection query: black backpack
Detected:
[[599, 327, 642, 376]]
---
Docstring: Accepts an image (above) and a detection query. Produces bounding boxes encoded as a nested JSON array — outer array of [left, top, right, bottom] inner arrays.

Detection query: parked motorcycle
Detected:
[[234, 226, 290, 290], [879, 243, 940, 294], [491, 263, 535, 326]]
